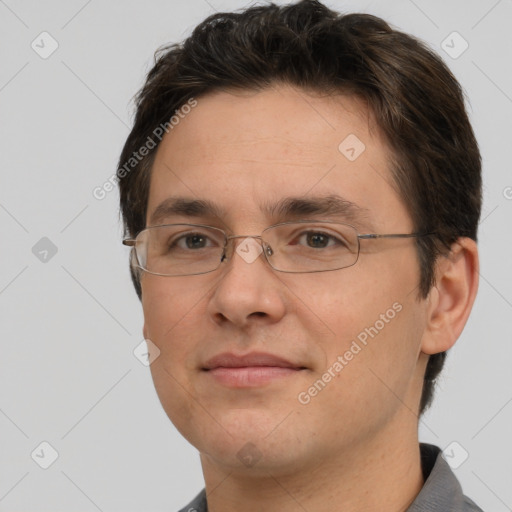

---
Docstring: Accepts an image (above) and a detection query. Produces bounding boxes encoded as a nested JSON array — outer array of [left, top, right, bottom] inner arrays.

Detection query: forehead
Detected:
[[147, 85, 410, 231]]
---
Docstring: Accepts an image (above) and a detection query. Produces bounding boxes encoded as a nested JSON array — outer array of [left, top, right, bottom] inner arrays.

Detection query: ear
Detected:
[[143, 323, 149, 340], [421, 238, 479, 355]]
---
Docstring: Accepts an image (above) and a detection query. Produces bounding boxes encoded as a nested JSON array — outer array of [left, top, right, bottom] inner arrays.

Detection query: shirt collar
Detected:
[[407, 443, 480, 511]]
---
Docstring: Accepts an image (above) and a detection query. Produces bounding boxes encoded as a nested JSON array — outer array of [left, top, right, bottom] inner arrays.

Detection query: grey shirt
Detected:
[[178, 444, 483, 511]]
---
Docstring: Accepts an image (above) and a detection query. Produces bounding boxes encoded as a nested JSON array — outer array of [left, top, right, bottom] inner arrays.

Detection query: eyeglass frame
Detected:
[[122, 220, 435, 277]]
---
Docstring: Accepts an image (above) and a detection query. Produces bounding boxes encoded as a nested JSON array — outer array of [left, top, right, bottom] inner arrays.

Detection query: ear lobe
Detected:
[[421, 238, 479, 355]]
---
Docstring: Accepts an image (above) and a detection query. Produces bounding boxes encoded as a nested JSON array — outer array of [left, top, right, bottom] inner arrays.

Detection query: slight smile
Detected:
[[202, 352, 307, 388]]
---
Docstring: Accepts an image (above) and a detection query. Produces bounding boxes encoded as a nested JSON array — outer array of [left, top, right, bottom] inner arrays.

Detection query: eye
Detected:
[[304, 232, 330, 248], [293, 230, 346, 249], [172, 232, 216, 250]]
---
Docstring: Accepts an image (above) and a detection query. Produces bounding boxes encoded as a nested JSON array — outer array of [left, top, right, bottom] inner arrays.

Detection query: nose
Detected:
[[207, 236, 286, 329]]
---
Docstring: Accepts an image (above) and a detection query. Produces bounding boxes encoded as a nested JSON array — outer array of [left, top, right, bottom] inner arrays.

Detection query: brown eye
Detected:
[[184, 234, 208, 249], [306, 232, 330, 248]]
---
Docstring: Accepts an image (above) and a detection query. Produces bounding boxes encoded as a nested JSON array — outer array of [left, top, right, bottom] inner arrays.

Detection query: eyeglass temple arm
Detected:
[[122, 239, 136, 246], [358, 232, 434, 240]]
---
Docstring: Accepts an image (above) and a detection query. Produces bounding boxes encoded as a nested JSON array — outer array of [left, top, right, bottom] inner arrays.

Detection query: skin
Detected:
[[140, 84, 479, 512]]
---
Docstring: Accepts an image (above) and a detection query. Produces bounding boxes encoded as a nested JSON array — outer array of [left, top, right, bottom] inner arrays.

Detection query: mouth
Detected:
[[202, 352, 307, 388]]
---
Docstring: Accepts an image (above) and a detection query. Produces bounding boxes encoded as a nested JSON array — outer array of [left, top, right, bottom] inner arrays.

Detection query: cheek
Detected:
[[282, 266, 391, 342], [294, 299, 424, 447], [290, 256, 424, 398], [142, 279, 210, 438], [142, 276, 207, 342], [141, 277, 211, 386]]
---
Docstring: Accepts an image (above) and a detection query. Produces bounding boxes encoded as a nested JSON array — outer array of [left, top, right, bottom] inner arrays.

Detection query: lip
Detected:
[[203, 352, 302, 370], [202, 352, 306, 388]]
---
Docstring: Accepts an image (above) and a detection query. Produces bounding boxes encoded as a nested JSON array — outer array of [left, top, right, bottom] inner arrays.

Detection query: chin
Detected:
[[180, 408, 316, 473], [198, 435, 309, 476]]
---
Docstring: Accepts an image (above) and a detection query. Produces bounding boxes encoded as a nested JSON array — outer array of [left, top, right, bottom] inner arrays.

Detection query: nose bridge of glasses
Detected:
[[223, 234, 267, 259], [226, 234, 264, 243]]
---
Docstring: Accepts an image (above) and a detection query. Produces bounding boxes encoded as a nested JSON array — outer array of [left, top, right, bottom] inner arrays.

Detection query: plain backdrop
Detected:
[[1, 0, 511, 510]]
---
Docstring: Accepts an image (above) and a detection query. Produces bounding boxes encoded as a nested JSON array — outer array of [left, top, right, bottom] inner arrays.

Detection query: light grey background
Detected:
[[1, 0, 511, 510]]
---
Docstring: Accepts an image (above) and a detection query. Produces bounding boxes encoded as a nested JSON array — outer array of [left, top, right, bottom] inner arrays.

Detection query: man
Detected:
[[117, 1, 482, 510]]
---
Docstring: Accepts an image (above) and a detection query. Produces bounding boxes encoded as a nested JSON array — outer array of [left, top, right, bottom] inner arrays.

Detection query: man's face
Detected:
[[141, 85, 430, 474]]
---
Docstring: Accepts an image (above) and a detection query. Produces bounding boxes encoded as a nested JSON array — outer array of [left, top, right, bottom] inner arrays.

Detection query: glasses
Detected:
[[122, 221, 434, 277]]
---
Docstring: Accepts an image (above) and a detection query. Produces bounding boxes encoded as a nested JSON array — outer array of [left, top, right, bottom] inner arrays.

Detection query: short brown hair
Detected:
[[117, 0, 482, 414]]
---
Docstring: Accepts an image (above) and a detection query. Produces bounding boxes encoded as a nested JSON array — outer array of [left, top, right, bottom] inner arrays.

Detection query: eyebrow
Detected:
[[261, 195, 373, 229], [149, 198, 227, 226], [149, 194, 374, 230]]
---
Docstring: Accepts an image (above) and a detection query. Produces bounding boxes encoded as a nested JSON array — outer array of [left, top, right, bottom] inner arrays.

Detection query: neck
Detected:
[[200, 420, 424, 512]]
